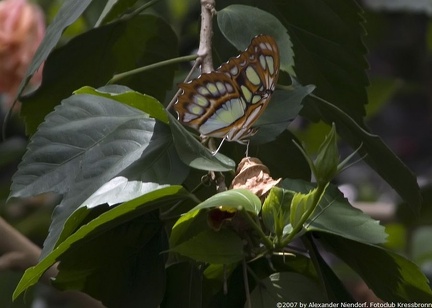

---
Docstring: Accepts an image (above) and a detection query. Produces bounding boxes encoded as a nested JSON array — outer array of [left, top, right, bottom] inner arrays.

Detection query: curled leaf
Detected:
[[231, 157, 281, 200]]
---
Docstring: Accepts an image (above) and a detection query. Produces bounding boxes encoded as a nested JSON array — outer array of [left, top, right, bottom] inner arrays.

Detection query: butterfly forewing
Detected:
[[218, 35, 279, 99], [175, 34, 280, 142]]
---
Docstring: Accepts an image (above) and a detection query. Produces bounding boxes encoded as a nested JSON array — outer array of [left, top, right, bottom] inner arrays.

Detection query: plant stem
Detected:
[[198, 0, 216, 73], [107, 54, 198, 85], [165, 58, 201, 111], [301, 234, 330, 301], [242, 259, 252, 308], [121, 0, 162, 20]]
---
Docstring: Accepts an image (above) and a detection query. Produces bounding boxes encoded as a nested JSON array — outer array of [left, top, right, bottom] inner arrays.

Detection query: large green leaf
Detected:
[[13, 185, 189, 302], [16, 0, 93, 98], [21, 14, 178, 135], [278, 0, 368, 123], [217, 4, 294, 75], [251, 85, 314, 145], [162, 262, 203, 308], [10, 92, 188, 258], [281, 179, 388, 244], [11, 94, 152, 199], [75, 86, 169, 124], [53, 216, 166, 307], [319, 233, 432, 302], [302, 234, 355, 302], [305, 95, 422, 213], [216, 0, 368, 122]]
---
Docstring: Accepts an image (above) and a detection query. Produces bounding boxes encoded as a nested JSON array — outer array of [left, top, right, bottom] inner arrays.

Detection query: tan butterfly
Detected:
[[174, 35, 280, 150]]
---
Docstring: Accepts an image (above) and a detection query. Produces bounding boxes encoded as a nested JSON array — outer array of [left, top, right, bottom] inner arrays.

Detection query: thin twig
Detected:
[[107, 54, 198, 85], [242, 259, 252, 308], [198, 0, 216, 73], [166, 0, 215, 111]]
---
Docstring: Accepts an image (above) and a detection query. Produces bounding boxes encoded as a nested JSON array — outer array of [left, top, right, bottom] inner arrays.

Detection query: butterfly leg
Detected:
[[245, 139, 250, 157], [211, 136, 227, 156]]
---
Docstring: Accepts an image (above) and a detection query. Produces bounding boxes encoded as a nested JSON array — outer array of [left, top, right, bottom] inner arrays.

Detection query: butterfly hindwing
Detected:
[[176, 72, 245, 138]]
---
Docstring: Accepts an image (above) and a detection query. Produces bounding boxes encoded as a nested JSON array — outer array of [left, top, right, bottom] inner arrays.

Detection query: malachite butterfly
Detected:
[[174, 34, 280, 146]]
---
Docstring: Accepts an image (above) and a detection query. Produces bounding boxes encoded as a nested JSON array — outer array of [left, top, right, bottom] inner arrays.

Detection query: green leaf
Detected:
[[11, 94, 151, 199], [281, 179, 388, 244], [75, 86, 169, 123], [217, 4, 295, 75], [170, 229, 244, 264], [249, 272, 326, 305], [215, 254, 318, 307], [10, 92, 187, 259], [168, 113, 235, 172], [279, 0, 369, 122], [290, 189, 317, 231], [21, 14, 178, 135], [16, 0, 93, 98], [170, 208, 208, 249], [13, 185, 189, 300], [169, 190, 260, 264], [162, 262, 203, 308], [98, 0, 141, 25], [251, 85, 315, 145], [216, 0, 369, 122], [262, 187, 294, 234], [81, 177, 168, 208], [303, 234, 355, 302], [53, 216, 166, 307], [305, 95, 422, 213], [319, 233, 432, 302], [188, 189, 262, 215]]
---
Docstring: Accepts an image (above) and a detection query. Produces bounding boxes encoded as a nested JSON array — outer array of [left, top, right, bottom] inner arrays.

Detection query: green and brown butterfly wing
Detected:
[[216, 34, 280, 140], [175, 72, 245, 139], [174, 34, 280, 142]]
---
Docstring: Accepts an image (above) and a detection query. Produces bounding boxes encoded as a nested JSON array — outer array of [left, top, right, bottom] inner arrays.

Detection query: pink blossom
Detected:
[[0, 0, 45, 107]]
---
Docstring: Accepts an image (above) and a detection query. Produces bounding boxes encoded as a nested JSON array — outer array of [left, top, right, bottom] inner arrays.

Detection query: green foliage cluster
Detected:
[[5, 0, 432, 307]]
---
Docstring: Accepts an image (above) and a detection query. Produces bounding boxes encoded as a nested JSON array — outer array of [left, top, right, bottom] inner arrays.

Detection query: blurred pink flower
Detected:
[[0, 0, 45, 107]]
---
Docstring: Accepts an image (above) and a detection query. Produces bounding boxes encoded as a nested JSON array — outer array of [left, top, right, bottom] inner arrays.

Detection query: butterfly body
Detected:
[[175, 35, 280, 144]]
